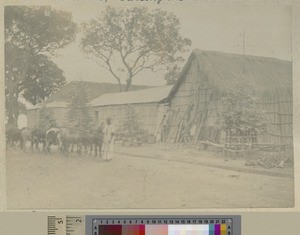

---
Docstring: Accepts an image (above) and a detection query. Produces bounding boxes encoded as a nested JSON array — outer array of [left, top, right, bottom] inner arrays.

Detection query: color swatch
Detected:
[[123, 225, 145, 235], [145, 225, 168, 235], [98, 224, 227, 235]]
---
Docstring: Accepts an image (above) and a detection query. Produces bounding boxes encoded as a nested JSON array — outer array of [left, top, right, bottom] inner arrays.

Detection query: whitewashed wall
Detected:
[[93, 103, 164, 135]]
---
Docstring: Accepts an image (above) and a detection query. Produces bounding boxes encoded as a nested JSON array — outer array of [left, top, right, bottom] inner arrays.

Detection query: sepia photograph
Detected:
[[4, 3, 294, 209]]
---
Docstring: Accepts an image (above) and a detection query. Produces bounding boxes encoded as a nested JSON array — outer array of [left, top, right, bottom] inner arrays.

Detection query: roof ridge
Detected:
[[89, 85, 173, 106]]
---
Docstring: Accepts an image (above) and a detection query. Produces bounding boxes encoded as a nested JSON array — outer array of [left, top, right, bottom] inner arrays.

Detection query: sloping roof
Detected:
[[169, 49, 292, 98], [90, 86, 173, 107], [27, 81, 151, 110]]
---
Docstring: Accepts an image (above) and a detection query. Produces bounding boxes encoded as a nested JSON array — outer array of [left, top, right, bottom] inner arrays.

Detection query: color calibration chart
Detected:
[[85, 216, 241, 235]]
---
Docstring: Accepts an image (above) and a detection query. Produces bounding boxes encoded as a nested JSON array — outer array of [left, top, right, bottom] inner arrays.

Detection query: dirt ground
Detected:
[[6, 144, 294, 209]]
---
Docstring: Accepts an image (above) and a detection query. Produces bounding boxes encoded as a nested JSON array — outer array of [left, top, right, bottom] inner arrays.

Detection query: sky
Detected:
[[51, 4, 292, 86]]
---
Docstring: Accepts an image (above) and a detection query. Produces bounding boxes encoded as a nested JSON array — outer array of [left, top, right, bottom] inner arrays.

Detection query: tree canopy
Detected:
[[67, 84, 93, 132], [81, 6, 191, 91], [5, 6, 76, 126], [21, 54, 66, 105], [5, 6, 76, 55]]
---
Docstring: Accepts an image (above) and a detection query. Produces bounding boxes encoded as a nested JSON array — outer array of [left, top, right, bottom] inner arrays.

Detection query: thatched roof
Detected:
[[90, 86, 173, 107], [169, 49, 292, 98], [27, 81, 151, 110]]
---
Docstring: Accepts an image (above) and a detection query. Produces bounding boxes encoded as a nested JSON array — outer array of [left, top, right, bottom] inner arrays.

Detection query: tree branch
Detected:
[[120, 50, 132, 75], [132, 49, 152, 69]]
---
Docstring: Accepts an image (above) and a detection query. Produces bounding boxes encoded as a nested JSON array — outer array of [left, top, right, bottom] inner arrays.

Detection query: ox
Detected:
[[45, 127, 63, 153], [31, 127, 47, 151], [6, 125, 23, 149]]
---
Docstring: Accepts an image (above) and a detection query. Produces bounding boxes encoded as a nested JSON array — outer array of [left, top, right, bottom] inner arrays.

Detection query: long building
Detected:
[[89, 86, 173, 137], [26, 81, 150, 128]]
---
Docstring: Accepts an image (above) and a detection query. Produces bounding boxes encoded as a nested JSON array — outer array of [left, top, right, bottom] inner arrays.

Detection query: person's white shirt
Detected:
[[104, 123, 115, 143]]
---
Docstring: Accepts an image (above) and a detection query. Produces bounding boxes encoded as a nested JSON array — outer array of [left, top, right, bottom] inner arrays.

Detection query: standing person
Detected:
[[102, 117, 115, 161]]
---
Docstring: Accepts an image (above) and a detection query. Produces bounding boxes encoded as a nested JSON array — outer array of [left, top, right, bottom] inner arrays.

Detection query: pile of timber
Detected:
[[163, 80, 217, 147]]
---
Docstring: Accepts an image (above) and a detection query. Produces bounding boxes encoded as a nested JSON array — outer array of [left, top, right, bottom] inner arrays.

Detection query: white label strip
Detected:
[[47, 216, 66, 235], [66, 216, 85, 235]]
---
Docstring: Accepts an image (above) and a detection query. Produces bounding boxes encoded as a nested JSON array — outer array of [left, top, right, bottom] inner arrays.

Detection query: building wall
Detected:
[[256, 88, 293, 146], [168, 59, 222, 143], [27, 107, 71, 128], [93, 103, 165, 135], [27, 109, 38, 128], [27, 103, 169, 137], [170, 60, 201, 116], [51, 107, 70, 127], [17, 113, 27, 129]]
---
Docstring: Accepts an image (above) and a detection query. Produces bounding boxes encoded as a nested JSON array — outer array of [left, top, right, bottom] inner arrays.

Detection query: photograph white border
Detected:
[[0, 0, 299, 213]]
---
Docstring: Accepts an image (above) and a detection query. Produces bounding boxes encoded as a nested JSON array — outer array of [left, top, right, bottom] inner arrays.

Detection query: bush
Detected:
[[38, 107, 57, 129]]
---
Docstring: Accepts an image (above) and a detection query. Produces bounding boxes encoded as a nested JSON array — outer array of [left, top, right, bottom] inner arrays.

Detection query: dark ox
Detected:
[[57, 127, 104, 156], [31, 127, 47, 151], [80, 127, 104, 157], [58, 128, 82, 155], [91, 127, 104, 157], [5, 125, 23, 149]]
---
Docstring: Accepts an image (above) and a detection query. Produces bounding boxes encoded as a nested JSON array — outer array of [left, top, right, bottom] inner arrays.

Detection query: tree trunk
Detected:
[[5, 51, 30, 127], [7, 88, 19, 127], [118, 81, 123, 92], [125, 77, 132, 92]]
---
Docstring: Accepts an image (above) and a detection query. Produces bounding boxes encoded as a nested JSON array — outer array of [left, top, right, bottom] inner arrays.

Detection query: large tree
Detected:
[[67, 84, 93, 132], [5, 6, 76, 125], [81, 6, 191, 91], [21, 54, 66, 105]]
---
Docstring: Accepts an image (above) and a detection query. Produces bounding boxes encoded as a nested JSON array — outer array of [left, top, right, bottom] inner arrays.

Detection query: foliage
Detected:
[[164, 64, 182, 85], [67, 84, 93, 132], [21, 54, 66, 105], [119, 105, 142, 134], [5, 6, 76, 55], [81, 6, 191, 91], [219, 80, 267, 136], [5, 6, 76, 125], [38, 107, 57, 130]]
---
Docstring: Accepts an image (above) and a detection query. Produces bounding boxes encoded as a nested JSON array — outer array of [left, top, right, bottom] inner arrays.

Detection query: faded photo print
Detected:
[[4, 3, 294, 209]]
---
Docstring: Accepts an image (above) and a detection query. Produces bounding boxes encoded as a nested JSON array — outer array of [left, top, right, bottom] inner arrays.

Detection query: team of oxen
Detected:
[[5, 125, 104, 156]]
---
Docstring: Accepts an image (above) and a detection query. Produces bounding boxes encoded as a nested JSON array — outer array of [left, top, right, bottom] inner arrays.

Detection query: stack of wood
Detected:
[[165, 80, 216, 146], [163, 89, 198, 144]]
